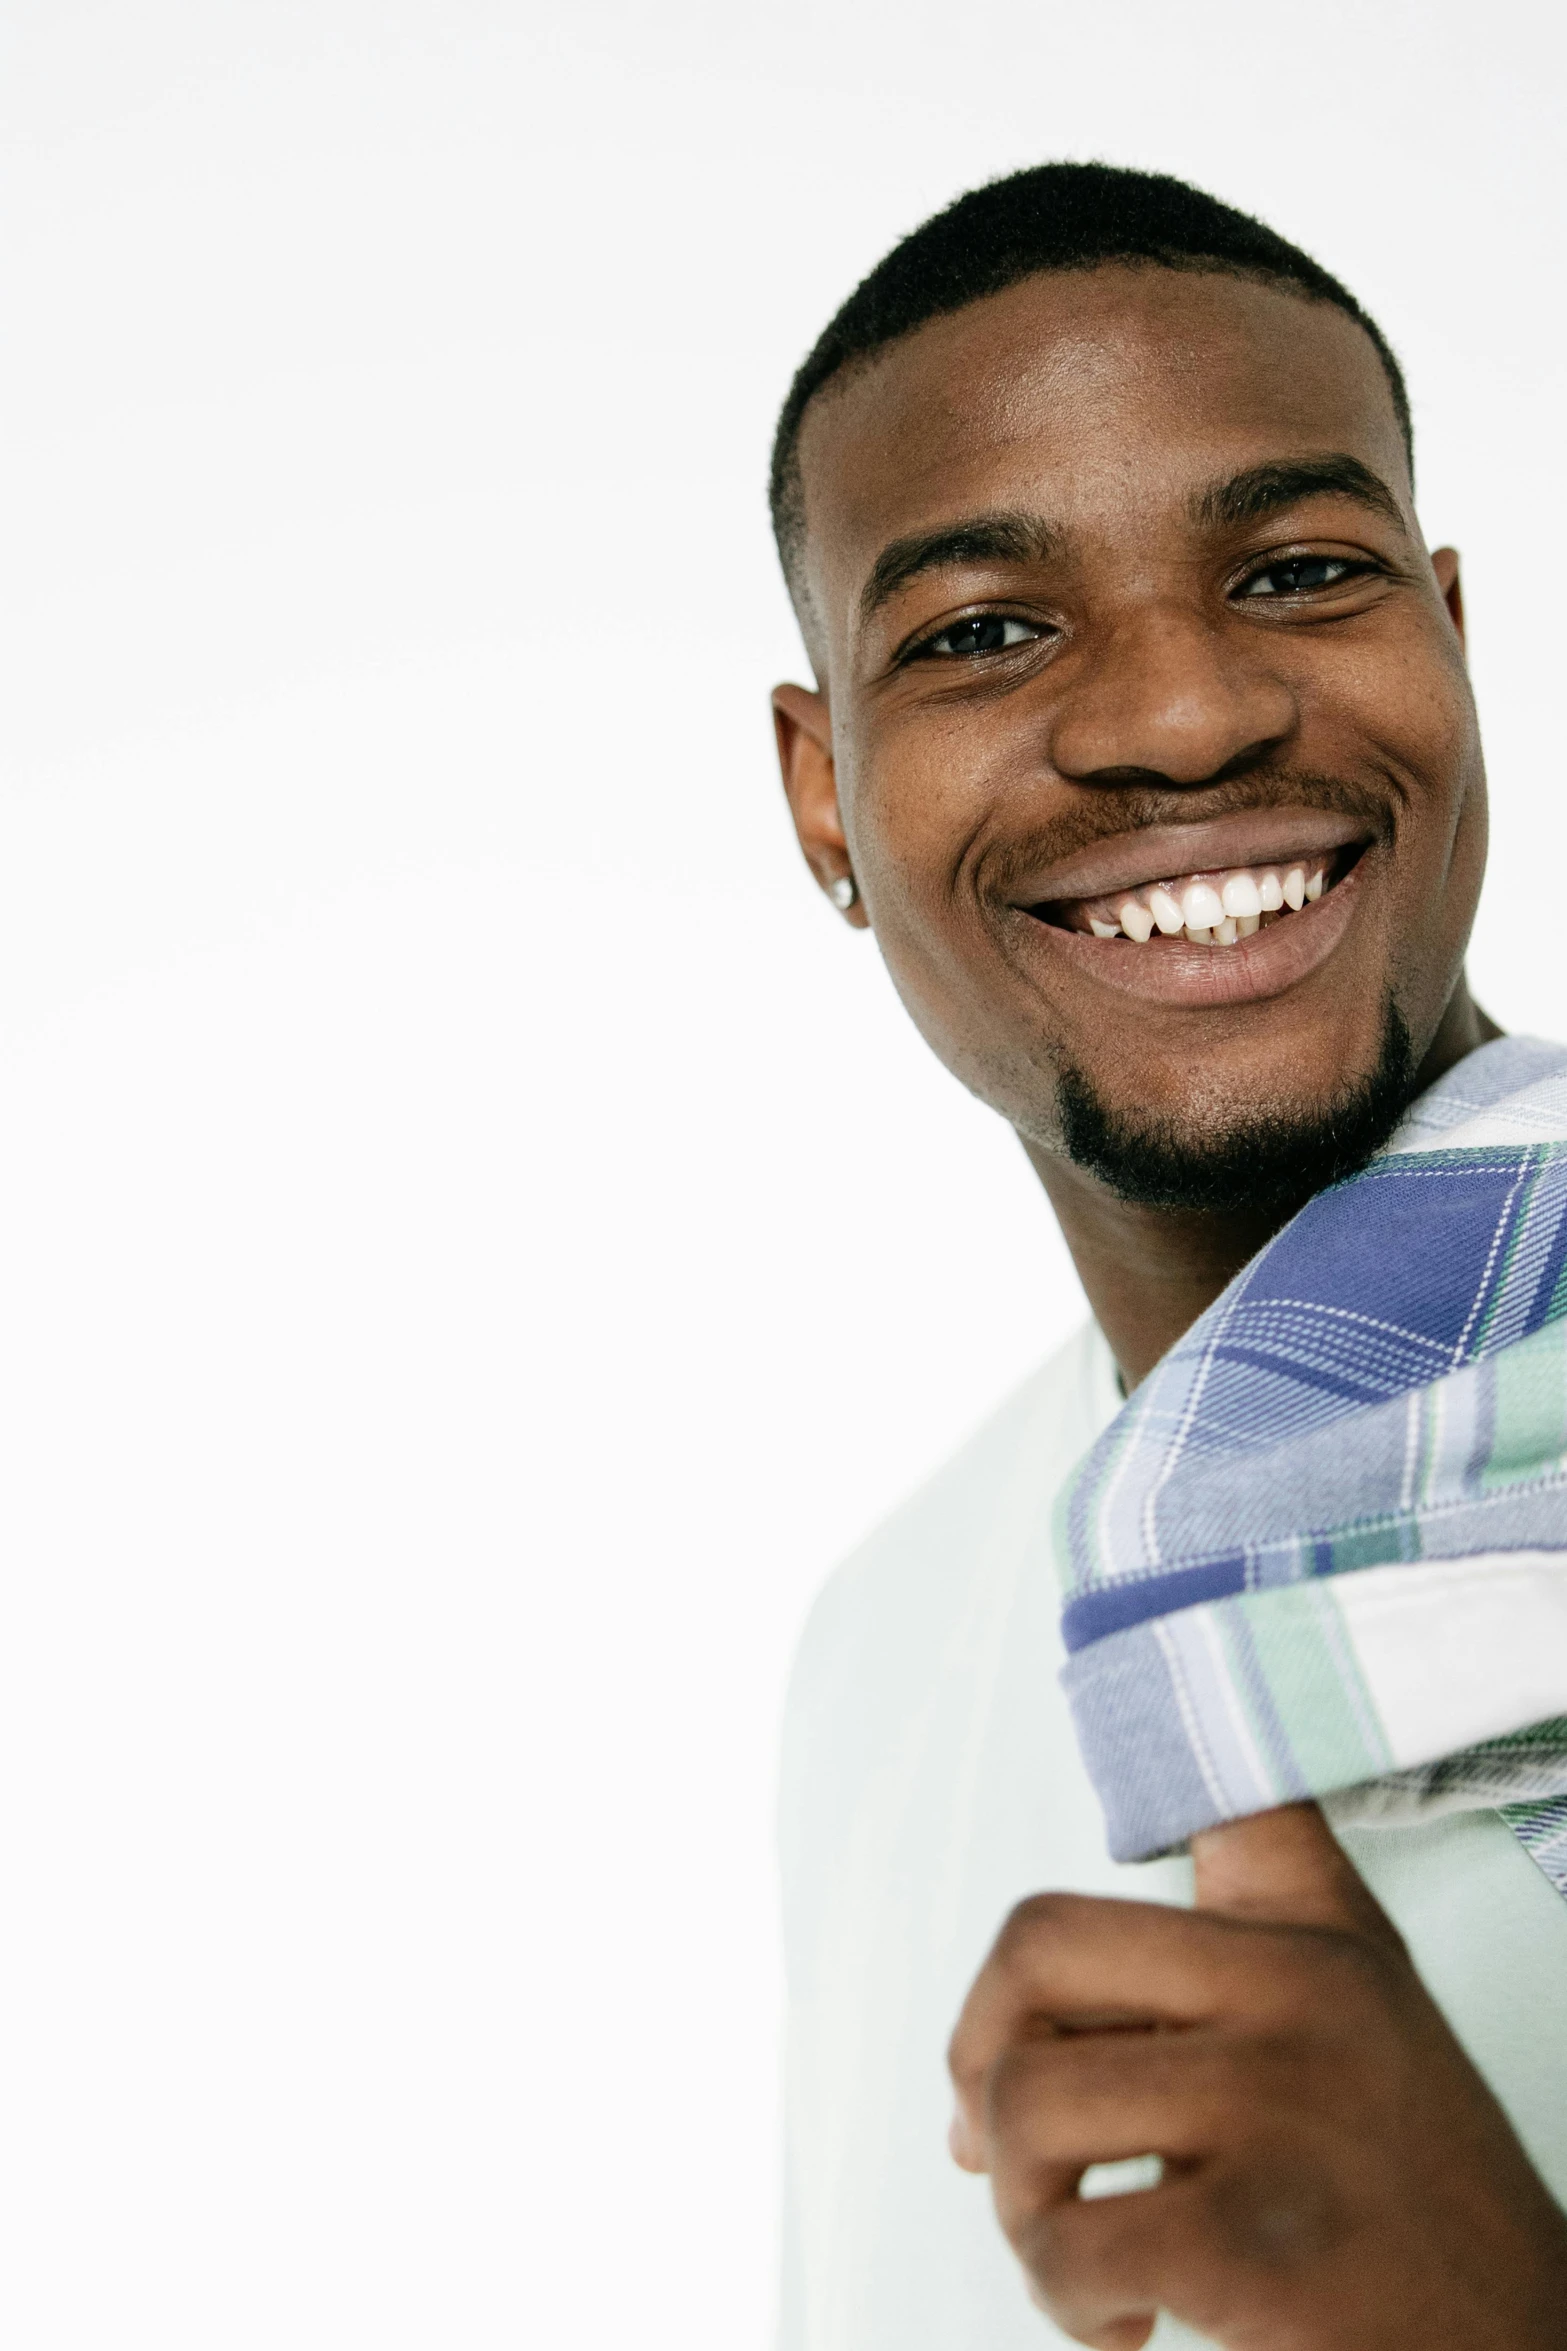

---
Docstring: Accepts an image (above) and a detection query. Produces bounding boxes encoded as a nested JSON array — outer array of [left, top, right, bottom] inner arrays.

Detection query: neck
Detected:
[[1023, 981, 1501, 1390]]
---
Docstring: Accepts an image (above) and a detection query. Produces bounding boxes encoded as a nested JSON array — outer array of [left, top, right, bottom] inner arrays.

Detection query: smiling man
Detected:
[[771, 166, 1567, 2351]]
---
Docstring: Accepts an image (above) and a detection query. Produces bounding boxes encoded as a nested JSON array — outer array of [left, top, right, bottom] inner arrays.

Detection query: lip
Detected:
[[1010, 808, 1372, 907], [1016, 853, 1366, 1008]]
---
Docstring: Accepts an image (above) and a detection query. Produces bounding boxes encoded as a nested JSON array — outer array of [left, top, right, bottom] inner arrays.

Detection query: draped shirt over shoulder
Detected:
[[779, 1319, 1567, 2351]]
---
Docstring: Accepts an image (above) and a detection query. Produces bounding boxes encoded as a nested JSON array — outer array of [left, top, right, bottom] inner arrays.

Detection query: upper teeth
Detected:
[[1075, 861, 1331, 945]]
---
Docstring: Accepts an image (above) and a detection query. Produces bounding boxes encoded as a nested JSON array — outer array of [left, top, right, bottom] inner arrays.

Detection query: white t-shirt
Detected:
[[778, 1320, 1567, 2351]]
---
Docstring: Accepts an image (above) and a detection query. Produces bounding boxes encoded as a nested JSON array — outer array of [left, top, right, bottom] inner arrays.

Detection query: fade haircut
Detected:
[[769, 161, 1412, 614]]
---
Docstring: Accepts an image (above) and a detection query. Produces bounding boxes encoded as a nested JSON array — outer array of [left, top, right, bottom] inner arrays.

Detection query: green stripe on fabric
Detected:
[[1417, 1382, 1445, 1512], [1321, 1518, 1421, 1572], [1226, 1583, 1393, 1790], [1471, 1154, 1541, 1355], [1056, 1405, 1144, 1594], [1481, 1318, 1567, 1491], [1479, 1715, 1567, 1753]]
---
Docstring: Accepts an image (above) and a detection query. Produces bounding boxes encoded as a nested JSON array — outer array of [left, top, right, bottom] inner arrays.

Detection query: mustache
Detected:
[[980, 771, 1392, 898]]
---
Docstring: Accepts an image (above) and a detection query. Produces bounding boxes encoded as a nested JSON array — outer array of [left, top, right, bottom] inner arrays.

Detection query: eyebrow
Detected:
[[855, 455, 1406, 629], [858, 512, 1055, 625], [1192, 454, 1406, 532]]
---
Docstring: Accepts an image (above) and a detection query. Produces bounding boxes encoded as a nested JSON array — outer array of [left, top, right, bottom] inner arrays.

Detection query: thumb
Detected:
[[1190, 1801, 1402, 1946]]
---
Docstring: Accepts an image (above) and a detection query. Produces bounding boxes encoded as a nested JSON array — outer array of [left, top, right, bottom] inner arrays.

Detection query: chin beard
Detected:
[[1055, 1000, 1418, 1219]]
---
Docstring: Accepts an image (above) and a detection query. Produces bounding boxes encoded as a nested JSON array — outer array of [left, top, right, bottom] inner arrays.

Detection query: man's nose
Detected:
[[1045, 605, 1296, 786]]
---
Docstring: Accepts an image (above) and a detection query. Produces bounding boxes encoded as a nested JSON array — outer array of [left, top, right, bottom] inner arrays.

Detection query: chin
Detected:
[[1054, 998, 1417, 1218]]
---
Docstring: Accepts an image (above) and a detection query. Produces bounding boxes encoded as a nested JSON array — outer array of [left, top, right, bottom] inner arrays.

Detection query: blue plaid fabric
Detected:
[[1057, 1038, 1567, 1897]]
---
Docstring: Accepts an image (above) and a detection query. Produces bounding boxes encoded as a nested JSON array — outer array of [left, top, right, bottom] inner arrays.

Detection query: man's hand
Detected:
[[947, 1803, 1567, 2349]]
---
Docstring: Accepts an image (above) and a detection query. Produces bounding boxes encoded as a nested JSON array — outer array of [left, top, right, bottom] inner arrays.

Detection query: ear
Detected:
[[772, 683, 869, 927], [1431, 547, 1465, 650]]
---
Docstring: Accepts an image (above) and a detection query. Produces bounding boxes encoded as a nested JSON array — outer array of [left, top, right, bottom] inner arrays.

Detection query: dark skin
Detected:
[[774, 266, 1494, 1384], [771, 266, 1564, 2346], [948, 1806, 1567, 2351]]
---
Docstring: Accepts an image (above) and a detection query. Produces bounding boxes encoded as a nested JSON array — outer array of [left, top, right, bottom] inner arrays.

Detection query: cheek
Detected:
[[1364, 634, 1478, 821], [1349, 652, 1486, 1020], [842, 748, 1014, 1059], [842, 728, 975, 930], [1319, 627, 1480, 872], [845, 686, 1047, 905], [1382, 667, 1486, 903]]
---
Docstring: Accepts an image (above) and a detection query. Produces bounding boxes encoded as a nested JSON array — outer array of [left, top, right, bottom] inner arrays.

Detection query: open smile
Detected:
[[1011, 808, 1377, 1007], [1046, 845, 1356, 945]]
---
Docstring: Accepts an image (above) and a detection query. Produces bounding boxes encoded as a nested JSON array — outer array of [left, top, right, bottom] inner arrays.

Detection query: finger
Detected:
[[983, 2033, 1239, 2235], [948, 1892, 1299, 2150], [1010, 2163, 1243, 2349], [1190, 1802, 1404, 1950]]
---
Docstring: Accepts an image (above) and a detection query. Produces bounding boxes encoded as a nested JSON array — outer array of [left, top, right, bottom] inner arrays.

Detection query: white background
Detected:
[[3, 3, 1565, 2341]]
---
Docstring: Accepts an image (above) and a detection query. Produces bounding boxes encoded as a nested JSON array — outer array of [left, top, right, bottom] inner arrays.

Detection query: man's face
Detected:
[[775, 267, 1485, 1185]]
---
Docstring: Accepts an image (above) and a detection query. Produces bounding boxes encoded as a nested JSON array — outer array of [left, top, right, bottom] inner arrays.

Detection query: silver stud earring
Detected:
[[829, 874, 858, 912]]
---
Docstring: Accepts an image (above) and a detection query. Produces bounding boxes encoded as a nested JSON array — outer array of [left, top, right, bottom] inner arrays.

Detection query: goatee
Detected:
[[1056, 999, 1418, 1220]]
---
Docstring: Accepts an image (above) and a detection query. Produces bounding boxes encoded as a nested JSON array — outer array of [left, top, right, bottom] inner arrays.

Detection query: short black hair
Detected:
[[770, 161, 1412, 606]]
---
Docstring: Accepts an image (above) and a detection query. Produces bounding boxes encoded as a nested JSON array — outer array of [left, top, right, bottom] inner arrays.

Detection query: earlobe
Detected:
[[771, 683, 868, 926], [1431, 547, 1465, 650]]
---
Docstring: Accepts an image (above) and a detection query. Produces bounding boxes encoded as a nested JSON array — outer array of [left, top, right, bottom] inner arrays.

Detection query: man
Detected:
[[769, 165, 1567, 2350]]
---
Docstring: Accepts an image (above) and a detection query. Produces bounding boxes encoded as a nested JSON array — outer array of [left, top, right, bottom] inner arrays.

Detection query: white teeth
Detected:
[[1073, 854, 1340, 945], [1180, 880, 1226, 930]]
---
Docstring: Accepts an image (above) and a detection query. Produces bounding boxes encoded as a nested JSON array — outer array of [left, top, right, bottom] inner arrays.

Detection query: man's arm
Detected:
[[948, 1803, 1567, 2350]]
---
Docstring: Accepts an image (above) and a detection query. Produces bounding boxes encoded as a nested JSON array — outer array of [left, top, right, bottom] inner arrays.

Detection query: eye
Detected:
[[912, 614, 1044, 659], [1237, 554, 1370, 599]]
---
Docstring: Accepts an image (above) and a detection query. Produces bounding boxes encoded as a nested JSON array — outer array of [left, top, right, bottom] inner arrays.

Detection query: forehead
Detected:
[[795, 265, 1409, 622]]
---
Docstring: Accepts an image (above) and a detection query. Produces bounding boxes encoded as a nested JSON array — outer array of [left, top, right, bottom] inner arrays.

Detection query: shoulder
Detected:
[[781, 1319, 1116, 1776], [792, 1319, 1114, 1651]]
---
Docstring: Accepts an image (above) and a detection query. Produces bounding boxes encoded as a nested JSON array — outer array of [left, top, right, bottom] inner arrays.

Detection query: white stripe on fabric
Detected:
[[1336, 1553, 1567, 1770]]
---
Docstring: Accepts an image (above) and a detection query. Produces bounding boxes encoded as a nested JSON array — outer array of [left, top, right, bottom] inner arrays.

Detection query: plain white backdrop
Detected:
[[3, 3, 1566, 2341]]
